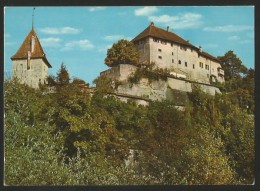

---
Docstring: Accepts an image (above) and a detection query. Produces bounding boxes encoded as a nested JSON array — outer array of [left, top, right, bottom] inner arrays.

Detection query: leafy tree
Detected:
[[213, 96, 255, 183], [93, 75, 115, 94], [105, 39, 139, 67], [218, 50, 248, 81]]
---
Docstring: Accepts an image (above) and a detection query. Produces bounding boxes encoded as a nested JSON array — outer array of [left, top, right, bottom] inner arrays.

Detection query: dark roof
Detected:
[[11, 28, 52, 68], [132, 23, 220, 63], [200, 51, 221, 63]]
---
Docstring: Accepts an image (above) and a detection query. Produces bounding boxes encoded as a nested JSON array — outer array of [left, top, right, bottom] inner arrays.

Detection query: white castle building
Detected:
[[11, 27, 52, 88], [133, 22, 224, 84], [101, 23, 225, 104]]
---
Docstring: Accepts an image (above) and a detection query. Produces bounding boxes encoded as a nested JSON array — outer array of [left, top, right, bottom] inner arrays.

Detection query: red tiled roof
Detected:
[[132, 23, 220, 63], [11, 28, 52, 68]]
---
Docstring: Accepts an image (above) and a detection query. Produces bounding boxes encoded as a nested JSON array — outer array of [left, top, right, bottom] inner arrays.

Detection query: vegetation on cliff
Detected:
[[4, 51, 254, 185]]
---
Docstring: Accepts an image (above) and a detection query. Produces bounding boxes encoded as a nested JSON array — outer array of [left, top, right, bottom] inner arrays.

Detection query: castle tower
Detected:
[[11, 28, 52, 88]]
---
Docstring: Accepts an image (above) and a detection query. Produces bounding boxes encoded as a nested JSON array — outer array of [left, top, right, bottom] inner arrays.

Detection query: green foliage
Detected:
[[57, 63, 70, 85], [4, 64, 254, 185], [128, 63, 170, 84], [105, 39, 139, 67], [218, 50, 248, 81], [216, 51, 254, 113], [93, 75, 115, 94]]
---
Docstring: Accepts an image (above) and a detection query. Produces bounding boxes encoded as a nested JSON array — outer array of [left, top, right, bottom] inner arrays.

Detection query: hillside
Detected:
[[4, 62, 254, 184]]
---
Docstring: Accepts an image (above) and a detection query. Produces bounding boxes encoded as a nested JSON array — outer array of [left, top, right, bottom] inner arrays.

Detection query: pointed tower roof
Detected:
[[132, 22, 220, 62], [11, 28, 52, 68]]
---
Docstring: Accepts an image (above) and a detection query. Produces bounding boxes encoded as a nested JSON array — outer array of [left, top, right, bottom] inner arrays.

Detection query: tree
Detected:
[[218, 50, 248, 81], [46, 75, 57, 86], [105, 39, 139, 67], [57, 63, 70, 85]]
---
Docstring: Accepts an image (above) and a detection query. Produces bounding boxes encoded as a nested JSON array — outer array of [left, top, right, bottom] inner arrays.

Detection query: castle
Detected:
[[11, 27, 52, 88], [100, 22, 225, 104], [11, 22, 224, 105], [132, 22, 224, 84]]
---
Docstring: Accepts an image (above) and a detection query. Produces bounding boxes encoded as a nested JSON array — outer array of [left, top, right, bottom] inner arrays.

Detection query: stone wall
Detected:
[[116, 75, 220, 105], [101, 64, 221, 105], [100, 64, 137, 81], [12, 58, 49, 88]]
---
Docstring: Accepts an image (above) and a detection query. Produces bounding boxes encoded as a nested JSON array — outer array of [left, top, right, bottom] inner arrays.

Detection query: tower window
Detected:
[[161, 40, 167, 45], [179, 60, 181, 65], [158, 56, 162, 59], [172, 52, 174, 55], [199, 62, 203, 68], [153, 38, 159, 42], [193, 64, 195, 69], [185, 62, 187, 67], [172, 59, 174, 63], [158, 49, 162, 52]]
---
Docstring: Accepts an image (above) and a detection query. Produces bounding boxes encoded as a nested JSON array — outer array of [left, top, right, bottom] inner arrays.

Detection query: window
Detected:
[[193, 64, 195, 69], [180, 45, 187, 51], [185, 62, 187, 67], [199, 62, 203, 68], [205, 64, 209, 70], [161, 40, 167, 45], [153, 38, 159, 43], [172, 59, 174, 63], [172, 52, 174, 56], [171, 43, 174, 47], [158, 56, 162, 59], [158, 49, 162, 52], [179, 60, 181, 65]]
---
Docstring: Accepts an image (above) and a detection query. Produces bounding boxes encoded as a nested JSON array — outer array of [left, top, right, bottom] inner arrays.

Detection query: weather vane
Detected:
[[32, 7, 35, 29]]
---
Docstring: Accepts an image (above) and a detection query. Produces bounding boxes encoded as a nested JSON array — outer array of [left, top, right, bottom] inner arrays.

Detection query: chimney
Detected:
[[167, 26, 169, 31], [150, 22, 154, 26], [31, 36, 35, 52], [199, 46, 202, 52], [27, 51, 31, 69]]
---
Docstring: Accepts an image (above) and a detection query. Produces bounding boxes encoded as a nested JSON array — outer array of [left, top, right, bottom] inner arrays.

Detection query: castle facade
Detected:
[[132, 22, 224, 84]]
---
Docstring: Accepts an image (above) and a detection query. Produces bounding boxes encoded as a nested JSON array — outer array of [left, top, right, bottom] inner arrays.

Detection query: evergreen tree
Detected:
[[57, 63, 70, 85]]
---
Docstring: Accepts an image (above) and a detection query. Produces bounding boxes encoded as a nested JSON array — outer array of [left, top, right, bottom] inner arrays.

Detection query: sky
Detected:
[[4, 6, 254, 85]]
